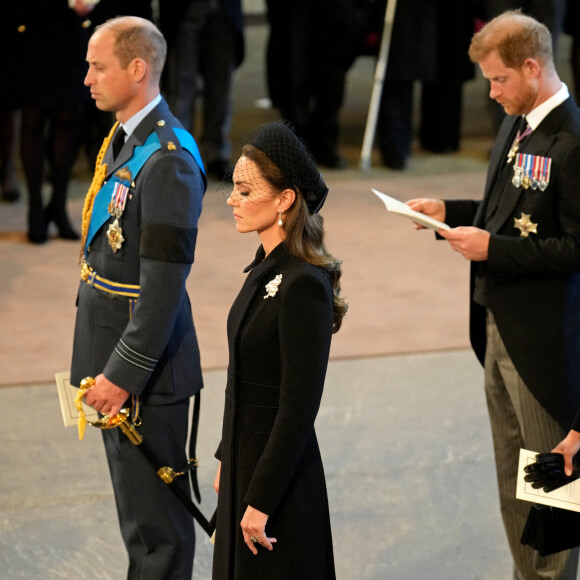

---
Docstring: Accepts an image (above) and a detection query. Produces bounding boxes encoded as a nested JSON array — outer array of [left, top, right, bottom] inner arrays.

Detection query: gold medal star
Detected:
[[107, 219, 125, 253], [514, 212, 538, 237]]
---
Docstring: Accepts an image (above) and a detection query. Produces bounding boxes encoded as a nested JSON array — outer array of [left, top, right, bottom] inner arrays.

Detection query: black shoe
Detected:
[[45, 204, 80, 240], [2, 188, 20, 202], [380, 152, 407, 170], [422, 144, 458, 155], [28, 209, 48, 244], [206, 159, 232, 181]]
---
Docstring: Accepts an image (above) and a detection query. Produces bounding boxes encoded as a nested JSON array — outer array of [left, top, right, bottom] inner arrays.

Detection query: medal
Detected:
[[107, 219, 125, 253], [531, 155, 540, 190], [512, 153, 525, 188], [506, 120, 532, 164], [512, 166, 523, 188], [105, 166, 132, 252], [514, 212, 538, 237], [540, 156, 552, 191]]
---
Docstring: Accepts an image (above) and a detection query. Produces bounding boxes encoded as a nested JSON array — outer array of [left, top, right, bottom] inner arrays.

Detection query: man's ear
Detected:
[[277, 188, 296, 214], [130, 58, 148, 83], [522, 57, 541, 79]]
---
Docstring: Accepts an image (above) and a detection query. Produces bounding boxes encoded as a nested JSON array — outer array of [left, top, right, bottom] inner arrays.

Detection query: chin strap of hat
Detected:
[[76, 378, 213, 537]]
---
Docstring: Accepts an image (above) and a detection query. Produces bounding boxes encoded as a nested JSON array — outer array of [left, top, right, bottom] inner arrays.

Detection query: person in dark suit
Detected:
[[374, 0, 476, 169], [70, 16, 206, 579], [158, 0, 244, 180], [211, 122, 347, 579], [264, 0, 353, 169], [408, 10, 580, 580]]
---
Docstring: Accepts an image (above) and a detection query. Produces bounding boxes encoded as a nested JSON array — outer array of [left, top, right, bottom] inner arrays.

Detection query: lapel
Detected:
[[474, 115, 520, 226], [229, 244, 286, 350]]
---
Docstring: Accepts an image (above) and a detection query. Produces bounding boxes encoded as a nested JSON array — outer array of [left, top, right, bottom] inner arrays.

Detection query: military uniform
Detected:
[[70, 97, 206, 578]]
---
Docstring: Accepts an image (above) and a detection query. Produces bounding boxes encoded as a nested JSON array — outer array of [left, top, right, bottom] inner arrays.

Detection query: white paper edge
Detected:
[[371, 188, 451, 231]]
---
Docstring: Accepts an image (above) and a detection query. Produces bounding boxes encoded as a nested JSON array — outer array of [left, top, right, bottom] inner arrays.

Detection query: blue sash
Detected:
[[84, 129, 205, 255]]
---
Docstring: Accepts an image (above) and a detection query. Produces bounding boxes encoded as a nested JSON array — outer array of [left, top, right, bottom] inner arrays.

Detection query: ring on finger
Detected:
[[250, 536, 259, 542]]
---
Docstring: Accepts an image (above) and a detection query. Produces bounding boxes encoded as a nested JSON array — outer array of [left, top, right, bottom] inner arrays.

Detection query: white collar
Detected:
[[525, 83, 569, 130]]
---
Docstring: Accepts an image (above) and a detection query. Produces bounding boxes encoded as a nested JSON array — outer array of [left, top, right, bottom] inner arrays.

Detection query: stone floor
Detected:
[[1, 351, 514, 580]]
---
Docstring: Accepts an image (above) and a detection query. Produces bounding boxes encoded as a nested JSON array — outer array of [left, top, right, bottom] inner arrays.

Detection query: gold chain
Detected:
[[79, 121, 119, 262]]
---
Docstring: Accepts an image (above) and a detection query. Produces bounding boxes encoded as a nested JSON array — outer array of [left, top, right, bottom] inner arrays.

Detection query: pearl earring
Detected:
[[278, 212, 283, 227]]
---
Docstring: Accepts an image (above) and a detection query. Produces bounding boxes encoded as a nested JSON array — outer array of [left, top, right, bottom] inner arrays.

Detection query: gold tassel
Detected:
[[79, 121, 119, 263], [74, 386, 88, 441]]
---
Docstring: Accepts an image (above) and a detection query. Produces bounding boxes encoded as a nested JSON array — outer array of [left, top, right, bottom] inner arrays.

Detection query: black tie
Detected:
[[112, 127, 126, 159]]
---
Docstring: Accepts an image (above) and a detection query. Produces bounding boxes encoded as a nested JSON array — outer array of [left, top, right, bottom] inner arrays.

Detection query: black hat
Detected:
[[245, 121, 329, 213]]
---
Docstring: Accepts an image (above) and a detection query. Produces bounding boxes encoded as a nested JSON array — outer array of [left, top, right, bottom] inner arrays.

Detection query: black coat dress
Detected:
[[213, 243, 336, 580]]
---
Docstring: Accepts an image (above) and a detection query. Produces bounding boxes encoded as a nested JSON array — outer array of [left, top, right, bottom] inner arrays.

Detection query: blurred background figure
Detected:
[[15, 1, 95, 244], [0, 7, 21, 204], [0, 84, 20, 202], [264, 0, 356, 169], [158, 0, 245, 181], [564, 0, 580, 104], [372, 0, 476, 170], [0, 109, 20, 203], [480, 0, 566, 50]]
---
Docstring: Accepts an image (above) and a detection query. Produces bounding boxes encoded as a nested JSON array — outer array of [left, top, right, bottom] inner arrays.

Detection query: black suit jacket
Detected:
[[446, 97, 580, 429], [70, 98, 205, 404]]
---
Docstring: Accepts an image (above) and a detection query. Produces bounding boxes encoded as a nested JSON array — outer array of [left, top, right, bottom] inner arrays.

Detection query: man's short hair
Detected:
[[468, 10, 553, 70], [96, 16, 167, 79]]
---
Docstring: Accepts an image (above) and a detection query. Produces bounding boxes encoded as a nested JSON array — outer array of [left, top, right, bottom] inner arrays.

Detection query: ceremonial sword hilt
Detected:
[[77, 377, 142, 444], [76, 377, 187, 485]]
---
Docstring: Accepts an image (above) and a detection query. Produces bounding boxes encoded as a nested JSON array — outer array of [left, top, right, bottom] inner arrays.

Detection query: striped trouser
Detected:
[[484, 311, 579, 580]]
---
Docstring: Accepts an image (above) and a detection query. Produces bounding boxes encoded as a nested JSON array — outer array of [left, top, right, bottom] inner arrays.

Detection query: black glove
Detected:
[[524, 452, 580, 492]]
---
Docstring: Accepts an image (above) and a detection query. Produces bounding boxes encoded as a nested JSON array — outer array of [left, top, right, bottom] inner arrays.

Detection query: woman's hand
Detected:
[[213, 462, 221, 495], [240, 505, 277, 555]]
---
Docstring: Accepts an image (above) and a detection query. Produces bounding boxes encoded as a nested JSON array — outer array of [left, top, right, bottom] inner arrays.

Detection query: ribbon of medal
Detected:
[[506, 123, 533, 164], [512, 152, 552, 191], [539, 156, 551, 191]]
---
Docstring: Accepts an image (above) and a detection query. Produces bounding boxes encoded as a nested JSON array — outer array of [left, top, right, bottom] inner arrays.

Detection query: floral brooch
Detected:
[[264, 274, 283, 299]]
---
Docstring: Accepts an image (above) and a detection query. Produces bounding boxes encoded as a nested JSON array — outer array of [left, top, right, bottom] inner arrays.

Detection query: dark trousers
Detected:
[[265, 0, 351, 154], [102, 399, 195, 580], [164, 2, 235, 164]]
